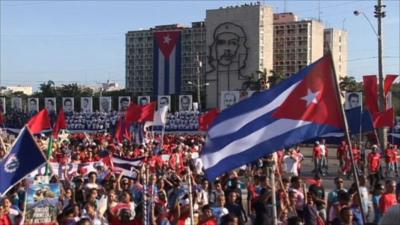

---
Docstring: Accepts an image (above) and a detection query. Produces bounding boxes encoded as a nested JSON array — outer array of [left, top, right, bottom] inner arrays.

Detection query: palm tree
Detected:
[[339, 76, 363, 92], [267, 70, 286, 87]]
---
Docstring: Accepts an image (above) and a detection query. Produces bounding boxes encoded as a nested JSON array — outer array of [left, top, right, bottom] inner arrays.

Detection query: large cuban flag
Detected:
[[153, 31, 182, 95], [201, 54, 345, 180]]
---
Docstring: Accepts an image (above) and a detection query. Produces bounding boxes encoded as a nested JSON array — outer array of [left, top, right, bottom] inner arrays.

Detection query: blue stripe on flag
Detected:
[[204, 123, 339, 180]]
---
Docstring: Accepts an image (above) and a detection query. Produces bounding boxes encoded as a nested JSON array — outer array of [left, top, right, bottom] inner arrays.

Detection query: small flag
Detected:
[[0, 127, 47, 195], [27, 109, 51, 134], [145, 105, 169, 129], [139, 102, 156, 123], [112, 155, 144, 178], [115, 118, 131, 143], [199, 108, 220, 131], [125, 103, 142, 124], [53, 108, 67, 138]]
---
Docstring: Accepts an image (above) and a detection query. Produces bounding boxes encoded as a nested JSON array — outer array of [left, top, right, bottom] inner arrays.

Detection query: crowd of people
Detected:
[[65, 111, 119, 131], [0, 129, 400, 225], [2, 109, 201, 133]]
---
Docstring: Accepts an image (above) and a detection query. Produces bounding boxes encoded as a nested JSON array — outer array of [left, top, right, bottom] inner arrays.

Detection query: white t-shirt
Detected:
[[283, 155, 298, 175]]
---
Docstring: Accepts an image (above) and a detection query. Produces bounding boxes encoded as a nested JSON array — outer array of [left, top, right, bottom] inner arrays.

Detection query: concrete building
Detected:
[[126, 23, 206, 98], [125, 5, 347, 109], [1, 85, 33, 95], [273, 12, 325, 77], [324, 28, 348, 79], [205, 3, 274, 108]]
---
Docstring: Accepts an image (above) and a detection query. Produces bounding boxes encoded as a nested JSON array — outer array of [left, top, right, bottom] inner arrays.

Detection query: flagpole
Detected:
[[160, 124, 165, 149], [187, 166, 195, 225], [44, 136, 53, 176], [330, 53, 367, 223]]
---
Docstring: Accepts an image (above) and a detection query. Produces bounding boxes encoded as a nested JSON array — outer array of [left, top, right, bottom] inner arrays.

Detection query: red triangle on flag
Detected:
[[154, 31, 181, 60], [27, 109, 51, 134], [273, 55, 344, 129]]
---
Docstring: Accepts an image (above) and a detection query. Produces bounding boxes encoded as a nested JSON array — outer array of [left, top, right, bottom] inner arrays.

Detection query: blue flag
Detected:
[[0, 127, 47, 195]]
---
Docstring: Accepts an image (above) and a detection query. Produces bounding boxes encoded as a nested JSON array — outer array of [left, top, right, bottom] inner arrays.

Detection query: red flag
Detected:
[[125, 103, 142, 124], [115, 118, 131, 143], [27, 109, 51, 134], [199, 108, 220, 131], [363, 75, 379, 114], [373, 108, 395, 128], [384, 74, 398, 95], [53, 108, 67, 138], [139, 102, 156, 122]]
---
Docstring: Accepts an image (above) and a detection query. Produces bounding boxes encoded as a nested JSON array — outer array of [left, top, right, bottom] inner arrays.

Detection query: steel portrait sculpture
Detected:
[[207, 22, 248, 80]]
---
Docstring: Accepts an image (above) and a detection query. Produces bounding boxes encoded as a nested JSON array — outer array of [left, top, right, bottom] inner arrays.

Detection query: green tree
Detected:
[[38, 80, 56, 97], [339, 76, 363, 92], [267, 70, 286, 87]]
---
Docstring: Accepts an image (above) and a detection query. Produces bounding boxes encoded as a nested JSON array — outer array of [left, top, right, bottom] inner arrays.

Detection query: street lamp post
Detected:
[[187, 54, 209, 111], [354, 0, 386, 149]]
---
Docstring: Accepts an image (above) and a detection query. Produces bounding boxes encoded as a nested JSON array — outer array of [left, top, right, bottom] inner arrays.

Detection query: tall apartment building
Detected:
[[126, 23, 206, 98], [273, 13, 325, 77], [324, 28, 348, 79]]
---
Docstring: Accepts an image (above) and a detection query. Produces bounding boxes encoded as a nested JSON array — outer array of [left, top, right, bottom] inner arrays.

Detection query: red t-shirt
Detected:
[[379, 193, 397, 214], [368, 153, 381, 172], [313, 146, 322, 159], [390, 149, 398, 163], [197, 218, 218, 225], [337, 144, 348, 157]]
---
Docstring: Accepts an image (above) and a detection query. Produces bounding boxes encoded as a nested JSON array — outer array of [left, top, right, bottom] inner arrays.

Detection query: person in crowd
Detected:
[[308, 174, 326, 221], [372, 183, 384, 224], [379, 179, 398, 215], [368, 145, 382, 187], [312, 141, 322, 175]]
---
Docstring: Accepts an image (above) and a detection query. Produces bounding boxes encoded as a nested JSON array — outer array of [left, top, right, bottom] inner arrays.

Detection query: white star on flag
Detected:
[[301, 89, 320, 107], [163, 35, 172, 44]]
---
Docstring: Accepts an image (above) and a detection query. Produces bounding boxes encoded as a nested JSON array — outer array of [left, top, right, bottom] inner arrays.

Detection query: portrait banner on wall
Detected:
[[28, 98, 39, 115], [220, 91, 240, 110], [11, 97, 22, 112], [345, 92, 362, 110], [118, 96, 131, 111], [99, 97, 112, 113], [0, 97, 5, 114], [44, 98, 56, 113], [157, 95, 171, 110], [62, 97, 74, 113], [179, 95, 193, 111], [138, 96, 151, 106], [81, 97, 93, 113], [24, 183, 61, 225]]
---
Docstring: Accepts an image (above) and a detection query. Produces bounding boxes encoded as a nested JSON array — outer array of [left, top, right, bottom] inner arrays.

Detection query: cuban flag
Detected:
[[153, 31, 182, 95], [201, 54, 345, 180]]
